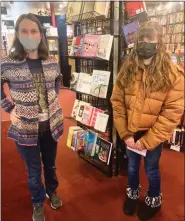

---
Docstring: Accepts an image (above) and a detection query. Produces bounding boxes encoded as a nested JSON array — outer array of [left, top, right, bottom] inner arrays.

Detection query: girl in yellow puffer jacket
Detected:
[[111, 21, 184, 221]]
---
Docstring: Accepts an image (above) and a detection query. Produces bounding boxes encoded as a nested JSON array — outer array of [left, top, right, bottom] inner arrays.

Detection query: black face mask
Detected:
[[136, 42, 157, 59]]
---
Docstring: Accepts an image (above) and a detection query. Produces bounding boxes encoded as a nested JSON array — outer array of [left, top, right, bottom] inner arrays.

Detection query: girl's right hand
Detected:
[[10, 107, 20, 124], [124, 136, 135, 149]]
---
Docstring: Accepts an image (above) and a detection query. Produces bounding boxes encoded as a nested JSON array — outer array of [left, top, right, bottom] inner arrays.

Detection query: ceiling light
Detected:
[[167, 2, 173, 8], [157, 5, 161, 10], [59, 4, 64, 8], [46, 2, 50, 9]]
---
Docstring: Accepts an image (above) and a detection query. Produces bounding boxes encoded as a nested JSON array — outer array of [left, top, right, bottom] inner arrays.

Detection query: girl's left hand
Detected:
[[135, 140, 145, 151]]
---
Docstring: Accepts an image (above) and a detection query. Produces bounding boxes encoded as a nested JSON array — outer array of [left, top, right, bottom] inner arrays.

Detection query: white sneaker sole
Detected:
[[46, 194, 62, 210]]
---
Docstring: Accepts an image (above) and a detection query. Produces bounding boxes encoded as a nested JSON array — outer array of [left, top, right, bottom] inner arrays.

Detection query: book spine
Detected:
[[67, 127, 73, 148]]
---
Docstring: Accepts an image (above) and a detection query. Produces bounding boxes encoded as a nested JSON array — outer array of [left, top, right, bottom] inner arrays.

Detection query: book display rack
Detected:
[[66, 2, 120, 177]]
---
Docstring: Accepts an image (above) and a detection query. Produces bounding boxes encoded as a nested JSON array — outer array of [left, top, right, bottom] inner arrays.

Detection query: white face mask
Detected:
[[19, 37, 41, 51]]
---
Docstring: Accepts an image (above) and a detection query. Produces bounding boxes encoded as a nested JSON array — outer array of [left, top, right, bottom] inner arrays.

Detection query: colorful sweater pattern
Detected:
[[1, 56, 63, 146]]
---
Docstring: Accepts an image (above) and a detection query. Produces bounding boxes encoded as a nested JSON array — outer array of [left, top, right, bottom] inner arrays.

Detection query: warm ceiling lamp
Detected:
[[59, 3, 64, 9]]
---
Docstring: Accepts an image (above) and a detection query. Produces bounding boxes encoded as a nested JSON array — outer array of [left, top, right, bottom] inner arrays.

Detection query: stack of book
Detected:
[[67, 126, 112, 165]]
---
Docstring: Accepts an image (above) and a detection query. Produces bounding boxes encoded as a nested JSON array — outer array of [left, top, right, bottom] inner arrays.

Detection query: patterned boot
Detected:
[[123, 185, 140, 215], [137, 191, 162, 221]]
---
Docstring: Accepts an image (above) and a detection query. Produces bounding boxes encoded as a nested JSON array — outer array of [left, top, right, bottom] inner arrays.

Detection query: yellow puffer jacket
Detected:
[[110, 65, 184, 150]]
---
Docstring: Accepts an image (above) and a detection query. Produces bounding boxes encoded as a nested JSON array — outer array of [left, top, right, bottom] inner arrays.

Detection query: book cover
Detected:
[[76, 101, 91, 122], [74, 36, 84, 56], [94, 112, 109, 133], [81, 105, 94, 126], [82, 34, 100, 57], [66, 126, 82, 149], [69, 37, 76, 56], [84, 130, 98, 156], [171, 53, 178, 64], [122, 21, 139, 46], [76, 72, 92, 94], [90, 70, 111, 99], [70, 72, 79, 91], [71, 99, 80, 119], [127, 146, 147, 157], [94, 137, 112, 165], [96, 35, 113, 61], [72, 129, 87, 152], [89, 108, 104, 128], [125, 1, 146, 18]]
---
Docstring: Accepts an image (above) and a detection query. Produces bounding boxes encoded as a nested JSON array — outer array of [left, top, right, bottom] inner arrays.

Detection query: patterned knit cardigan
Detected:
[[1, 56, 64, 146]]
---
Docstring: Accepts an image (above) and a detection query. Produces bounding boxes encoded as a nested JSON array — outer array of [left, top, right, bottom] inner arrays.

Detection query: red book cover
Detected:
[[89, 108, 104, 128], [125, 1, 146, 17]]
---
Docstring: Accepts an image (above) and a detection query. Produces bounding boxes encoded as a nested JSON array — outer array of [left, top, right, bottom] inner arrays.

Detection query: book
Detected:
[[171, 53, 178, 64], [89, 108, 104, 128], [90, 70, 111, 98], [82, 34, 100, 57], [76, 72, 92, 94], [74, 36, 84, 56], [69, 37, 76, 56], [122, 21, 139, 47], [70, 72, 79, 90], [76, 101, 90, 122], [96, 34, 113, 61], [71, 99, 81, 119], [94, 137, 112, 165], [84, 130, 98, 156], [81, 105, 94, 126], [66, 126, 82, 149], [125, 1, 146, 18], [94, 112, 109, 133], [73, 129, 87, 152], [127, 146, 147, 157]]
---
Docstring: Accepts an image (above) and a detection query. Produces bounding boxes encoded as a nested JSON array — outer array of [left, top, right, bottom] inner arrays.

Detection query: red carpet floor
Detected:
[[2, 88, 184, 221]]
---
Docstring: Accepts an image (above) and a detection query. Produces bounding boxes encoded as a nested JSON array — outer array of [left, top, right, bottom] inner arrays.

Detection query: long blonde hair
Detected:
[[117, 21, 178, 93]]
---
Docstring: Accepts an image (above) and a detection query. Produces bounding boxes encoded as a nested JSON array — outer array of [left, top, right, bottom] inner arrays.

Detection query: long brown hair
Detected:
[[9, 13, 49, 61], [117, 21, 178, 93]]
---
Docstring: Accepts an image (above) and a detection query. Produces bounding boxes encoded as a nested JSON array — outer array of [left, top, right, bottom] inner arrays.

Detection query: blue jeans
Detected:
[[15, 130, 58, 205], [126, 131, 162, 197]]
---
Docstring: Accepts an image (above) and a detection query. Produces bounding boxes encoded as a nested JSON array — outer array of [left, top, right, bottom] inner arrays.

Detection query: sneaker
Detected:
[[32, 205, 45, 221], [46, 192, 62, 210]]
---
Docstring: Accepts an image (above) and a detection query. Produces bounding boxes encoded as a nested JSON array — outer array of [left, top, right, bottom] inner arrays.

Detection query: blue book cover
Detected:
[[84, 130, 98, 156]]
